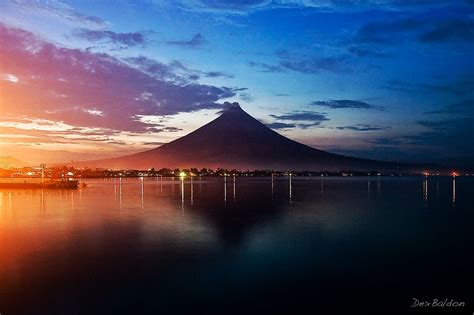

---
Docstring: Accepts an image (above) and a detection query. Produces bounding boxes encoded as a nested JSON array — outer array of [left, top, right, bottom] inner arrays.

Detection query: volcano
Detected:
[[76, 103, 418, 171]]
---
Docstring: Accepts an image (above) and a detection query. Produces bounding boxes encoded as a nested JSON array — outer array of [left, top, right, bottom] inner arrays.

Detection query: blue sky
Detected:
[[1, 0, 473, 167]]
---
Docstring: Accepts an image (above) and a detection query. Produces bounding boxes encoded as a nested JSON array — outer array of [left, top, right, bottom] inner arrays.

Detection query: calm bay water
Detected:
[[0, 176, 473, 314]]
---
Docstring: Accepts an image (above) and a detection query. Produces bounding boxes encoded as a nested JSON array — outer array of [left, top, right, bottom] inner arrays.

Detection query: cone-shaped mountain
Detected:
[[77, 103, 419, 171]]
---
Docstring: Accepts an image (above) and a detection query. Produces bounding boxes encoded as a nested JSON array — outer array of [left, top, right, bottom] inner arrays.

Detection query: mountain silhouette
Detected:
[[75, 103, 420, 171]]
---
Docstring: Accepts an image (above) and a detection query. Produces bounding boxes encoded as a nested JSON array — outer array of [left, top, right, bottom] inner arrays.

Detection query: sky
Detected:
[[0, 0, 473, 167]]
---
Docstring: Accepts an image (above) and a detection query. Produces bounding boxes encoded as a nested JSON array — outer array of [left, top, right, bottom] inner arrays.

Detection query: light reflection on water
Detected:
[[0, 176, 473, 314]]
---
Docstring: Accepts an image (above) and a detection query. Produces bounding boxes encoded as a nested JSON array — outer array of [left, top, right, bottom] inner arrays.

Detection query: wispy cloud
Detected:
[[267, 110, 329, 129], [311, 100, 384, 110], [336, 124, 390, 131], [166, 33, 207, 48], [426, 99, 474, 115], [353, 18, 422, 44], [369, 137, 403, 146], [160, 0, 459, 16], [265, 122, 297, 129], [248, 61, 284, 73], [406, 118, 474, 156], [204, 71, 234, 78], [10, 0, 107, 27], [74, 28, 147, 47], [353, 15, 474, 45], [125, 56, 234, 83], [276, 50, 350, 74], [239, 92, 254, 102], [419, 20, 474, 43], [347, 46, 391, 58], [270, 111, 329, 122], [0, 23, 236, 135], [383, 76, 474, 96]]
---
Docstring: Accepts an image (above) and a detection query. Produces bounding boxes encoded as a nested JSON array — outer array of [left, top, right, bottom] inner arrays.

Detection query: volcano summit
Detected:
[[76, 103, 419, 171]]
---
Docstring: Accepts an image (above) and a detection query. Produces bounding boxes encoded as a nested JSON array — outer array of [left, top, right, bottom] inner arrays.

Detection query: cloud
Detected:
[[3, 73, 19, 83], [276, 50, 350, 74], [143, 141, 166, 146], [166, 33, 207, 48], [125, 56, 233, 83], [353, 14, 474, 45], [248, 61, 284, 73], [347, 46, 391, 58], [265, 122, 297, 129], [408, 118, 474, 156], [74, 28, 147, 47], [161, 0, 458, 15], [239, 92, 254, 102], [192, 0, 270, 11], [0, 120, 124, 146], [419, 20, 474, 43], [369, 137, 403, 146], [162, 127, 182, 132], [426, 100, 474, 114], [125, 56, 183, 82], [383, 76, 474, 96], [204, 71, 234, 78], [270, 111, 329, 122], [353, 18, 422, 44], [10, 0, 106, 27], [311, 100, 384, 110], [0, 23, 236, 134], [336, 124, 390, 131], [267, 110, 329, 129], [361, 117, 474, 167]]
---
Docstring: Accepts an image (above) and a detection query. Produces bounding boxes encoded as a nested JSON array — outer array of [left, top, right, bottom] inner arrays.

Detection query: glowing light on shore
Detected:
[[179, 171, 186, 178]]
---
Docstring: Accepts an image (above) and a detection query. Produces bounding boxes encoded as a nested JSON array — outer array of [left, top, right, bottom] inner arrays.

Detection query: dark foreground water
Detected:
[[0, 176, 473, 314]]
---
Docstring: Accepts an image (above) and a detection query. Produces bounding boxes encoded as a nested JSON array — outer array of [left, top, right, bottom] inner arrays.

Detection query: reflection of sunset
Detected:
[[1, 175, 473, 314], [0, 180, 217, 274]]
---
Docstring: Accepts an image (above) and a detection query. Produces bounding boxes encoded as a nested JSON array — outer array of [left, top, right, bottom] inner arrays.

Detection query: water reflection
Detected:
[[140, 176, 144, 209], [452, 177, 456, 207], [0, 176, 473, 315], [423, 177, 428, 202], [289, 174, 292, 203], [160, 176, 163, 196], [181, 176, 185, 212], [233, 175, 236, 204], [172, 176, 175, 196], [271, 174, 274, 199], [191, 177, 194, 206], [40, 189, 45, 213], [224, 176, 227, 206], [119, 177, 123, 209]]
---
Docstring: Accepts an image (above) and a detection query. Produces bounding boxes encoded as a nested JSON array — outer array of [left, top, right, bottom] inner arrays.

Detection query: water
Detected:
[[0, 176, 473, 314]]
